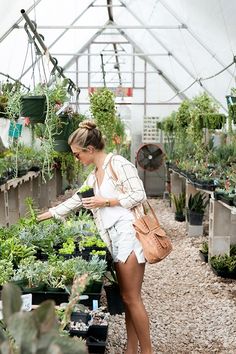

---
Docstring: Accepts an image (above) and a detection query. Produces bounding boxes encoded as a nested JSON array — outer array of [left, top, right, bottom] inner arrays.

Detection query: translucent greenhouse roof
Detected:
[[1, 0, 236, 113]]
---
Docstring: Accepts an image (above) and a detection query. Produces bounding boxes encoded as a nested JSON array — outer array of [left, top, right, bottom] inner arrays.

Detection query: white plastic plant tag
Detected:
[[21, 293, 32, 312], [92, 299, 98, 310]]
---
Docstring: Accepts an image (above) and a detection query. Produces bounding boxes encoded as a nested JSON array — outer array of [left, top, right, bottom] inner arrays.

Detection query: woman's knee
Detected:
[[120, 292, 142, 307]]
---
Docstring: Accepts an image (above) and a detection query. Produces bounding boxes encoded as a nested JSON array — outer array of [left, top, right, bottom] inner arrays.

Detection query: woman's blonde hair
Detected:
[[68, 120, 105, 150]]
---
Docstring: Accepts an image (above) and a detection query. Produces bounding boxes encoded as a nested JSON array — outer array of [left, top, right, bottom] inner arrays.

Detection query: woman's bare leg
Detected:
[[124, 307, 138, 354], [115, 252, 153, 354]]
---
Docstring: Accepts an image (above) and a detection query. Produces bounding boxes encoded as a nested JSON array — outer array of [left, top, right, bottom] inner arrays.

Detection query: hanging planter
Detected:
[[20, 95, 46, 124], [53, 114, 73, 152], [198, 113, 226, 130]]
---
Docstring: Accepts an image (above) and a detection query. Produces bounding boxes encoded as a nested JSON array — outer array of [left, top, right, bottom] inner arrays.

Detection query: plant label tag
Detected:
[[21, 294, 32, 312], [93, 300, 98, 310]]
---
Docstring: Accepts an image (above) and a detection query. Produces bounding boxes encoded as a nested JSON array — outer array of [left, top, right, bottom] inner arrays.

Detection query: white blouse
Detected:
[[96, 170, 134, 229]]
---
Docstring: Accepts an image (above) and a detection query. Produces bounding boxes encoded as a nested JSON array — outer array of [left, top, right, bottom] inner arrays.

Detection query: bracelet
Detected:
[[104, 199, 110, 207]]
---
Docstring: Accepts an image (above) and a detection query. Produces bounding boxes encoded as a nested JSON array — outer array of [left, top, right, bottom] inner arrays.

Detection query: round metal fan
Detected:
[[136, 143, 164, 172]]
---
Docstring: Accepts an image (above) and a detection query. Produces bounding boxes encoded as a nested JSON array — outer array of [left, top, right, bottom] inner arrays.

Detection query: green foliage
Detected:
[[78, 185, 93, 193], [200, 241, 208, 255], [90, 88, 117, 148], [171, 192, 186, 214], [5, 83, 23, 120], [187, 192, 208, 213], [52, 151, 83, 185], [0, 260, 14, 286], [210, 254, 236, 274], [58, 238, 75, 255], [80, 235, 106, 248], [0, 283, 87, 353], [175, 100, 191, 130]]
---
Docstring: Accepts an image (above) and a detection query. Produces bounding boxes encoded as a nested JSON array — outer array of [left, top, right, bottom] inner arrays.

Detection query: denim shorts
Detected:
[[107, 215, 145, 264]]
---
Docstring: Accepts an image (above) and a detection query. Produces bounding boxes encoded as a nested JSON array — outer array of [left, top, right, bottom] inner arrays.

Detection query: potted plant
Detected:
[[103, 265, 124, 315], [0, 283, 87, 353], [0, 260, 14, 288], [171, 192, 186, 222], [90, 87, 117, 149], [187, 192, 208, 225], [199, 241, 208, 262], [21, 94, 47, 123], [77, 185, 94, 198], [210, 254, 236, 279]]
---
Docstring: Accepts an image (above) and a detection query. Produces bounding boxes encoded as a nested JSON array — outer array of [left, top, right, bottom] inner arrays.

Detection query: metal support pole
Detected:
[[88, 46, 91, 89], [144, 60, 147, 117], [18, 25, 187, 30]]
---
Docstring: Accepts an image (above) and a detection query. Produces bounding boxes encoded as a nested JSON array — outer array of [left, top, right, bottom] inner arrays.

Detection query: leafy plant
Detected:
[[0, 260, 14, 286], [80, 236, 106, 249], [90, 87, 117, 148], [187, 192, 208, 213], [171, 192, 186, 214], [210, 254, 236, 274], [78, 185, 93, 193], [200, 241, 208, 255], [0, 283, 87, 353], [58, 238, 76, 255]]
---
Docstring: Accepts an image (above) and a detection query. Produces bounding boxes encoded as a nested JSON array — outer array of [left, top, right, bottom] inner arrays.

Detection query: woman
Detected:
[[38, 120, 153, 354]]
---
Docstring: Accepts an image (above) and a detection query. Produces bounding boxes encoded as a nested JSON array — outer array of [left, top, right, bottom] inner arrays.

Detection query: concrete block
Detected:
[[32, 175, 40, 208], [18, 179, 33, 217], [0, 190, 7, 226], [48, 171, 57, 205], [209, 199, 231, 236], [7, 186, 20, 225], [187, 224, 203, 237], [56, 169, 63, 196], [39, 176, 50, 209], [209, 236, 230, 257], [170, 172, 185, 196]]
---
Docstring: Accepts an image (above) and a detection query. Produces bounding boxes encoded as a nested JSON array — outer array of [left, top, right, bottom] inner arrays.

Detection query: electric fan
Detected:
[[136, 143, 165, 196], [136, 143, 164, 172]]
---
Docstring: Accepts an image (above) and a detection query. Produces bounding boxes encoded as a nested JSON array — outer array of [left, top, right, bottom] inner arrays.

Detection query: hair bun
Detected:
[[79, 120, 96, 130]]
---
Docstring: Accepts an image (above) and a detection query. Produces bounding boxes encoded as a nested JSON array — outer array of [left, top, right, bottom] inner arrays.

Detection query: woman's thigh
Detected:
[[115, 252, 145, 301]]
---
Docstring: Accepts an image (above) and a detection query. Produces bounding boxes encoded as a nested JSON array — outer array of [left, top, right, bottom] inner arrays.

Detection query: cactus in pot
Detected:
[[0, 283, 87, 353]]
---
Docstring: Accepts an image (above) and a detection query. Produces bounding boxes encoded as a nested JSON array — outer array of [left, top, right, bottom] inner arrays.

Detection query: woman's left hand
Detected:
[[82, 196, 106, 209]]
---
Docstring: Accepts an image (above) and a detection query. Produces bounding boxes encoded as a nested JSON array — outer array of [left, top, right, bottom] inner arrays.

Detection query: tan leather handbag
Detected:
[[109, 157, 172, 263], [133, 201, 173, 264]]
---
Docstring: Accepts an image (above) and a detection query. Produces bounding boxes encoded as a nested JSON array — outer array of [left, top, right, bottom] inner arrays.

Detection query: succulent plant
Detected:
[[0, 283, 87, 353]]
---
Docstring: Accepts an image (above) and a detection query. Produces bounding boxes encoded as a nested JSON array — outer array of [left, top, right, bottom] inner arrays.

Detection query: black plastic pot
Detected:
[[187, 210, 204, 225], [217, 194, 235, 206], [77, 188, 94, 198], [0, 176, 8, 185], [104, 283, 125, 315], [199, 250, 208, 263], [211, 266, 236, 279], [86, 325, 108, 353], [53, 114, 73, 152], [22, 290, 69, 305], [21, 95, 46, 123], [28, 166, 41, 172], [175, 212, 185, 222], [83, 280, 103, 294], [69, 312, 91, 339]]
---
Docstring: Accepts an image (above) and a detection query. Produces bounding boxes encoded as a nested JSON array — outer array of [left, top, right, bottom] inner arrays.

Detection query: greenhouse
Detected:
[[0, 0, 236, 353]]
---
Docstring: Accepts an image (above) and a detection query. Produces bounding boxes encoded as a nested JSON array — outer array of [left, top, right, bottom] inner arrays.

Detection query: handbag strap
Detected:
[[109, 156, 118, 182], [109, 157, 159, 222]]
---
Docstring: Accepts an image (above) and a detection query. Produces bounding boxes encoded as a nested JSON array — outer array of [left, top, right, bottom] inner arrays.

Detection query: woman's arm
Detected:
[[37, 210, 53, 222]]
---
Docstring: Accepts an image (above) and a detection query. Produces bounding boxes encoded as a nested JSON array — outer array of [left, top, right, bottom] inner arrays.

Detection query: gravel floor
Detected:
[[105, 198, 236, 354]]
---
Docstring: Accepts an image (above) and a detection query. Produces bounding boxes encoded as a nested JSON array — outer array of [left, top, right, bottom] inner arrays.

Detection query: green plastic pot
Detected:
[[20, 95, 46, 123]]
